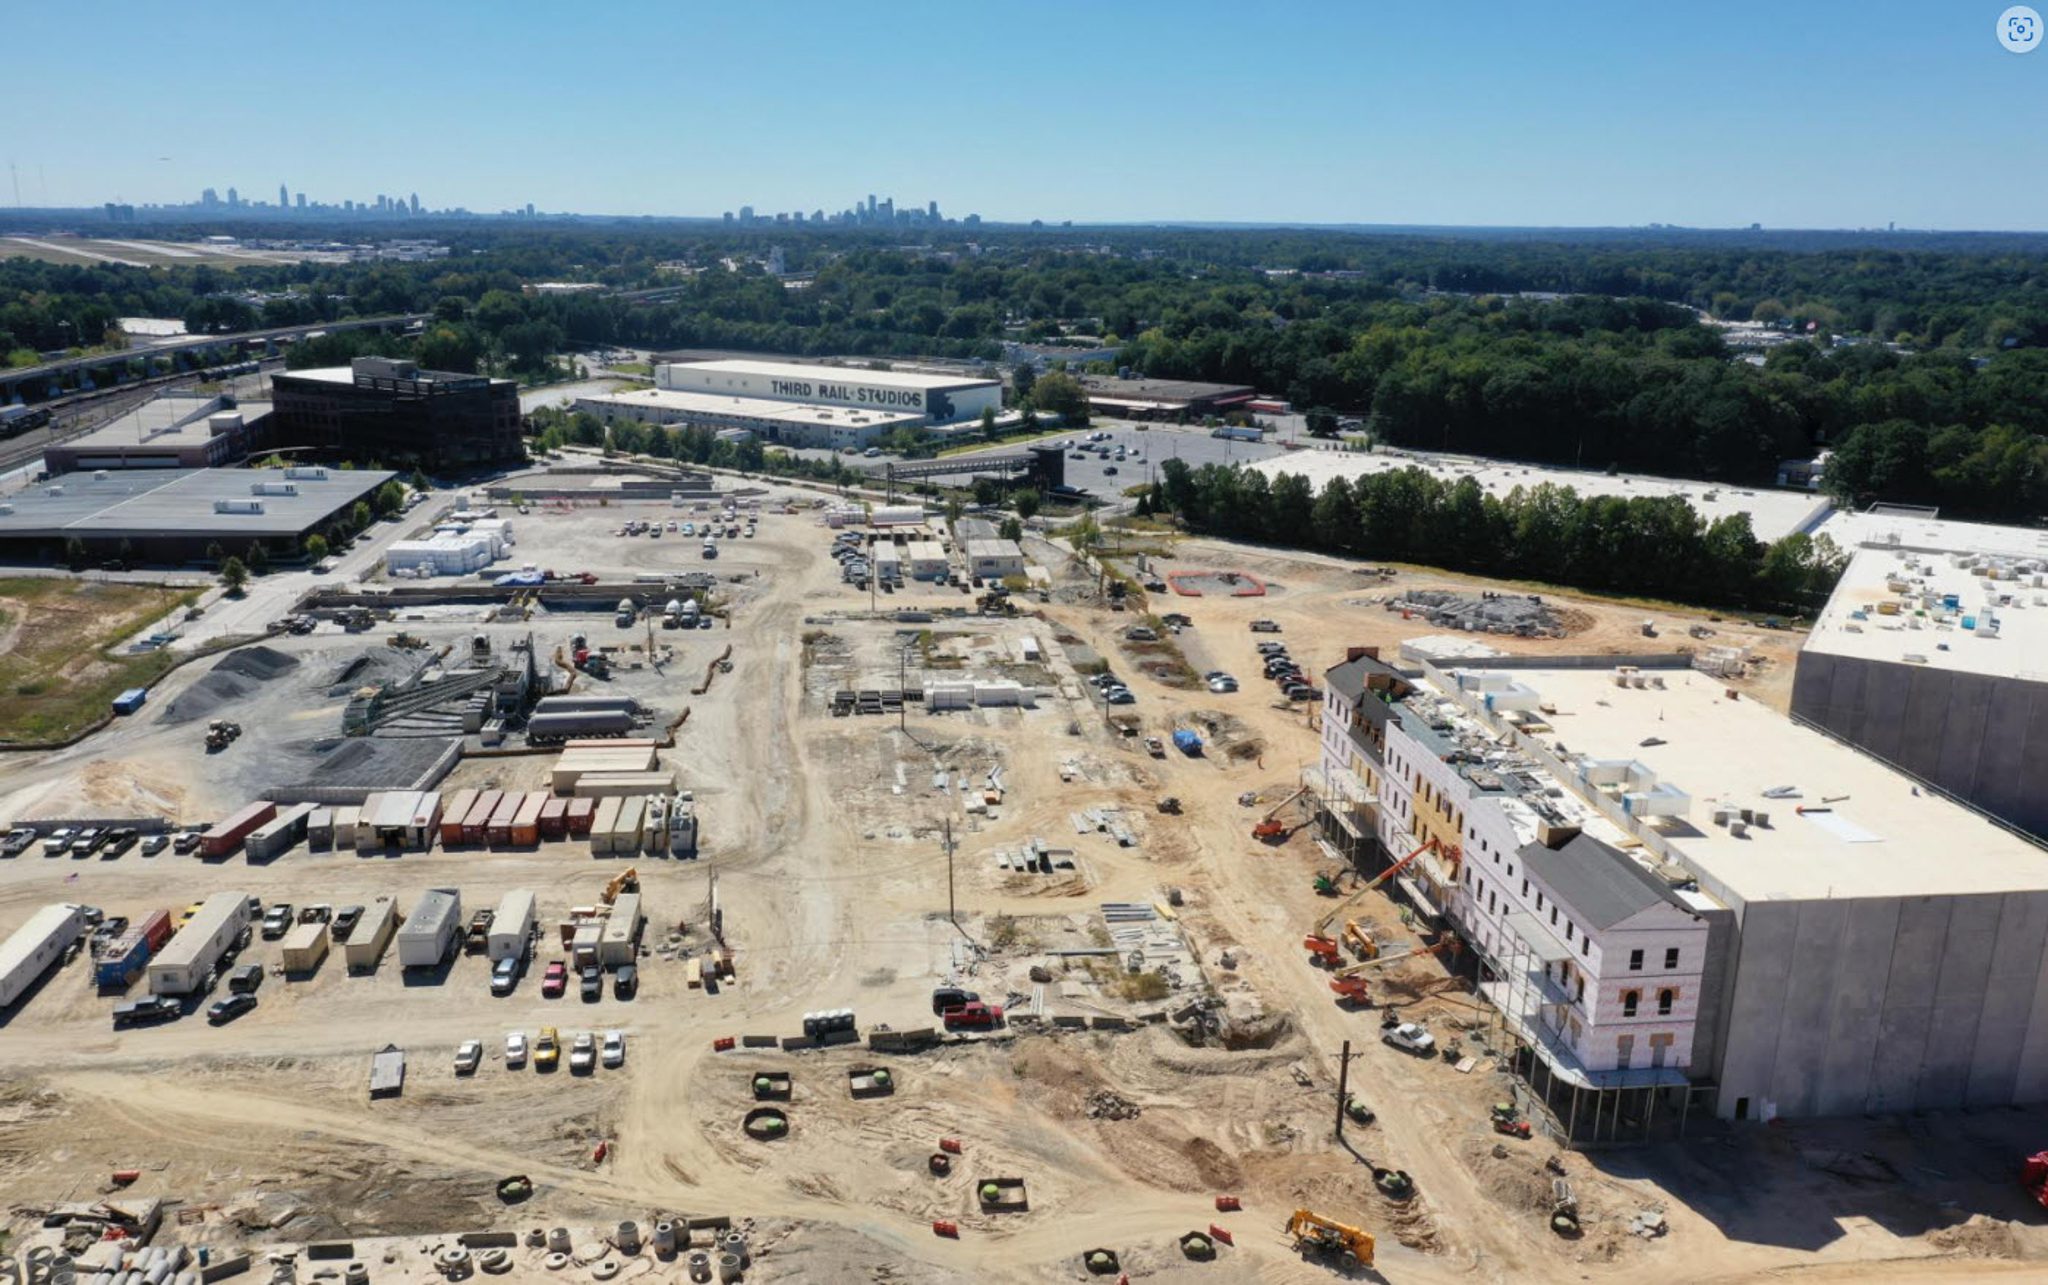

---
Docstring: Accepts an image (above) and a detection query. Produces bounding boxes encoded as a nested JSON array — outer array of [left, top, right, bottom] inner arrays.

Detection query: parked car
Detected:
[[139, 834, 168, 857], [4, 827, 38, 857], [612, 964, 637, 1000], [333, 905, 364, 940], [261, 905, 294, 939], [534, 1026, 561, 1070], [569, 1032, 597, 1073], [207, 993, 258, 1025], [1255, 642, 1289, 655], [505, 1031, 528, 1067], [601, 1030, 626, 1068], [1208, 676, 1239, 693], [492, 955, 523, 996], [71, 829, 105, 856], [1104, 687, 1135, 705], [1383, 1022, 1436, 1055], [579, 963, 603, 1002], [41, 828, 75, 857], [172, 831, 201, 855], [453, 1040, 483, 1075], [102, 829, 139, 857], [228, 963, 264, 994], [1249, 619, 1282, 633], [942, 1001, 1005, 1030], [931, 986, 980, 1015], [113, 996, 182, 1028]]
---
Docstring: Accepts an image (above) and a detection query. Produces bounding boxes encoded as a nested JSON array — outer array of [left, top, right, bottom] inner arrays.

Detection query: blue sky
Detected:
[[8, 2, 2043, 227]]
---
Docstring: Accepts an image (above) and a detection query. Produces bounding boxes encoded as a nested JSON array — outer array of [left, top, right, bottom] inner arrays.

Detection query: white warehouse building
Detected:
[[574, 358, 1002, 451]]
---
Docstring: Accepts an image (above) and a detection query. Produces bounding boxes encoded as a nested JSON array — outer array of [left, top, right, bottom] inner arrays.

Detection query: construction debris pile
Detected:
[[1388, 589, 1566, 637], [1085, 1090, 1141, 1121]]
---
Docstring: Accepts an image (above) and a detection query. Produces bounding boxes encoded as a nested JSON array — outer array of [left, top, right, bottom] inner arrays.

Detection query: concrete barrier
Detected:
[[198, 1257, 249, 1283], [740, 1035, 778, 1049], [1052, 1015, 1089, 1029], [304, 1244, 354, 1261], [456, 1233, 518, 1249], [1089, 1016, 1132, 1031], [778, 1036, 816, 1052]]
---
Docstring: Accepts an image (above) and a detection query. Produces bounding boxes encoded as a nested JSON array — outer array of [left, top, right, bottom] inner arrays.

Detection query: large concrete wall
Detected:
[[1713, 891, 2048, 1119], [1791, 652, 2048, 839]]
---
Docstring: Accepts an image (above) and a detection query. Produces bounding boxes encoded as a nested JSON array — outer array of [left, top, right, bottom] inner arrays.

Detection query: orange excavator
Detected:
[[1303, 838, 1443, 966], [1330, 936, 1461, 1004]]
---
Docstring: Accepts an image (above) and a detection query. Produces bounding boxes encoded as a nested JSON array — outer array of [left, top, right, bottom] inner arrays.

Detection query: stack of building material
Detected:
[[551, 743, 660, 794], [573, 772, 676, 799]]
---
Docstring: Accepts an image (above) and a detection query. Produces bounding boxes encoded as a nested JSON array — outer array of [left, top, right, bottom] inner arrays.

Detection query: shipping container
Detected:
[[488, 890, 536, 961], [590, 796, 623, 853], [438, 789, 478, 846], [200, 801, 278, 859], [461, 790, 501, 844], [93, 928, 152, 989], [306, 807, 335, 850], [566, 797, 596, 836], [600, 893, 642, 966], [485, 792, 522, 845], [538, 796, 569, 839], [344, 896, 398, 972], [148, 891, 251, 995], [280, 921, 330, 974], [137, 908, 172, 952], [112, 688, 148, 715], [332, 805, 359, 843], [617, 796, 646, 855], [510, 792, 546, 846], [245, 802, 315, 862], [1, 904, 86, 1007], [571, 772, 676, 799]]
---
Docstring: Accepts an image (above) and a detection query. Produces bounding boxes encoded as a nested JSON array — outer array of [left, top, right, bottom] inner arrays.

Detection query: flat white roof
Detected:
[[965, 538, 1024, 558], [578, 387, 923, 430], [665, 358, 993, 391], [1804, 539, 2048, 680], [1807, 509, 2048, 560], [1484, 665, 2048, 901], [0, 905, 80, 980], [1249, 450, 1834, 544]]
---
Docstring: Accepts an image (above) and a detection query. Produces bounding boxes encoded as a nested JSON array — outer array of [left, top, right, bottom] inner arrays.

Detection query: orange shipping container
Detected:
[[539, 796, 569, 839], [510, 792, 547, 846], [461, 790, 502, 843], [439, 789, 478, 846]]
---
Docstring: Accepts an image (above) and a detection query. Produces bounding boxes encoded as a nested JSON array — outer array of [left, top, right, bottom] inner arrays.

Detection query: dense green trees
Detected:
[[1154, 457, 1843, 613]]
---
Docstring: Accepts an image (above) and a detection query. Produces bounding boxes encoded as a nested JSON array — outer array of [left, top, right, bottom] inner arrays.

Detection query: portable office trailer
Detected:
[[616, 796, 647, 854], [566, 797, 596, 836], [147, 892, 251, 995], [600, 893, 643, 966], [344, 896, 398, 972], [572, 772, 676, 799], [570, 920, 603, 966], [201, 801, 277, 858], [438, 789, 478, 846], [306, 807, 335, 850], [510, 792, 546, 846], [406, 792, 443, 850], [539, 796, 569, 839], [280, 921, 330, 974], [460, 790, 501, 844], [397, 889, 461, 968], [1, 904, 86, 1007], [488, 890, 536, 961], [590, 796, 624, 853], [246, 803, 315, 861], [485, 792, 521, 845]]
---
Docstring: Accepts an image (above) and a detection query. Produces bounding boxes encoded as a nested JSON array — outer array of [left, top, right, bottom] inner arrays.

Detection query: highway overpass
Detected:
[[1, 313, 430, 402]]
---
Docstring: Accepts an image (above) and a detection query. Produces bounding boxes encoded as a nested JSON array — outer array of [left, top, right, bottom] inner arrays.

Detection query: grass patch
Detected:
[[0, 578, 195, 743]]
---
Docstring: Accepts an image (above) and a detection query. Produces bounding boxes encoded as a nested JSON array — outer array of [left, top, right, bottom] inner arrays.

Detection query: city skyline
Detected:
[[1, 2, 2040, 229]]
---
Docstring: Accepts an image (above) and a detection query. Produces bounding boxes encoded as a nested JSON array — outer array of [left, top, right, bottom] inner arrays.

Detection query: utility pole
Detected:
[[943, 815, 957, 929], [1335, 1039, 1357, 1142]]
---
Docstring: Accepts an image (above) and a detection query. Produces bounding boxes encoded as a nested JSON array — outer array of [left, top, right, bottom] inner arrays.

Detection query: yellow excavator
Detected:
[[1285, 1208, 1374, 1266], [601, 867, 639, 905]]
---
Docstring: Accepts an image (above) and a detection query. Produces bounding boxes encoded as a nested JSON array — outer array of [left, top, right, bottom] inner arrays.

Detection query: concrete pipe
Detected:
[[90, 1274, 114, 1285], [720, 1232, 748, 1266], [475, 1251, 510, 1276], [546, 1230, 572, 1254], [173, 1275, 199, 1285], [650, 1223, 676, 1255], [143, 1263, 170, 1285], [344, 1264, 369, 1285], [541, 1254, 570, 1273], [614, 1223, 640, 1255], [715, 1254, 743, 1285], [587, 1264, 618, 1283], [686, 1252, 711, 1284], [524, 1230, 545, 1249]]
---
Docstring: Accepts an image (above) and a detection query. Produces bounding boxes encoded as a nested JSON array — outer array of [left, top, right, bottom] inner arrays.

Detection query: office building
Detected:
[[1317, 645, 2048, 1137], [42, 393, 269, 475], [271, 357, 522, 468], [1078, 375, 1257, 419]]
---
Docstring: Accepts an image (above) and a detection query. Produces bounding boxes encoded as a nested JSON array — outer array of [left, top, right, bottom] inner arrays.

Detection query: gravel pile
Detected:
[[1085, 1090, 1141, 1121], [157, 646, 301, 725]]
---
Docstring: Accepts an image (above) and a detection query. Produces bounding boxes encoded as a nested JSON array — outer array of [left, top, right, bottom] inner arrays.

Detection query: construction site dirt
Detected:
[[1, 480, 2043, 1284]]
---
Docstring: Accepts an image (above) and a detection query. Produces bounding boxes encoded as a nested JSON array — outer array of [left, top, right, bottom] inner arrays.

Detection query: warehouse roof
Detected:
[[664, 358, 994, 391], [1079, 376, 1255, 404], [578, 387, 923, 431], [0, 466, 394, 539], [964, 538, 1024, 560], [1801, 515, 2048, 681], [56, 394, 270, 454], [1462, 664, 2048, 903]]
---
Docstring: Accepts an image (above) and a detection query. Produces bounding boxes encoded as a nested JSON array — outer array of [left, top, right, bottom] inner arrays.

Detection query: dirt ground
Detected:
[[2, 486, 2044, 1284]]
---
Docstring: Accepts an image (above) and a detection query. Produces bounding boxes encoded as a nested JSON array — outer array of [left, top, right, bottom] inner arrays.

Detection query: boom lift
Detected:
[[1284, 1208, 1374, 1267], [1329, 935, 1460, 1004], [1303, 838, 1443, 964], [1252, 786, 1311, 841]]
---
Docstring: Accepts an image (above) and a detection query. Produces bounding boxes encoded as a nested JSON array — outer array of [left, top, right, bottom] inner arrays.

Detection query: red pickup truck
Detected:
[[541, 960, 568, 998], [942, 1001, 1004, 1031]]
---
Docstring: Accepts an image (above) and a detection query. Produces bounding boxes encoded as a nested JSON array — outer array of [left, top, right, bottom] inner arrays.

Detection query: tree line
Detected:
[[1147, 457, 1845, 615]]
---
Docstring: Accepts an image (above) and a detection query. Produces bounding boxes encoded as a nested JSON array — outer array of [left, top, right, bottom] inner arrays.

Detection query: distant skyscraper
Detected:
[[279, 183, 289, 209], [410, 192, 419, 214], [296, 192, 306, 210], [226, 186, 239, 206], [740, 205, 754, 222], [928, 199, 938, 221], [201, 187, 219, 207], [525, 203, 535, 218]]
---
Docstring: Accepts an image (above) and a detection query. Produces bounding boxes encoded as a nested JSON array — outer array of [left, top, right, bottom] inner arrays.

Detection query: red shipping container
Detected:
[[539, 796, 569, 839], [565, 797, 597, 836], [201, 801, 277, 858], [137, 908, 173, 952], [485, 792, 522, 845], [461, 790, 502, 843]]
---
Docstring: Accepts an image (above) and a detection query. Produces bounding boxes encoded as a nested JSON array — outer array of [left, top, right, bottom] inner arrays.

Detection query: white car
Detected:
[[453, 1039, 483, 1075], [1382, 1022, 1436, 1056], [569, 1032, 597, 1073], [602, 1030, 626, 1068], [1208, 676, 1239, 694], [505, 1031, 528, 1067]]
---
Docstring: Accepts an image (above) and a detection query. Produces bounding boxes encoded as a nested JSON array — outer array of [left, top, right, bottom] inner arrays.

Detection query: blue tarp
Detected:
[[494, 571, 546, 587], [1172, 729, 1203, 754]]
